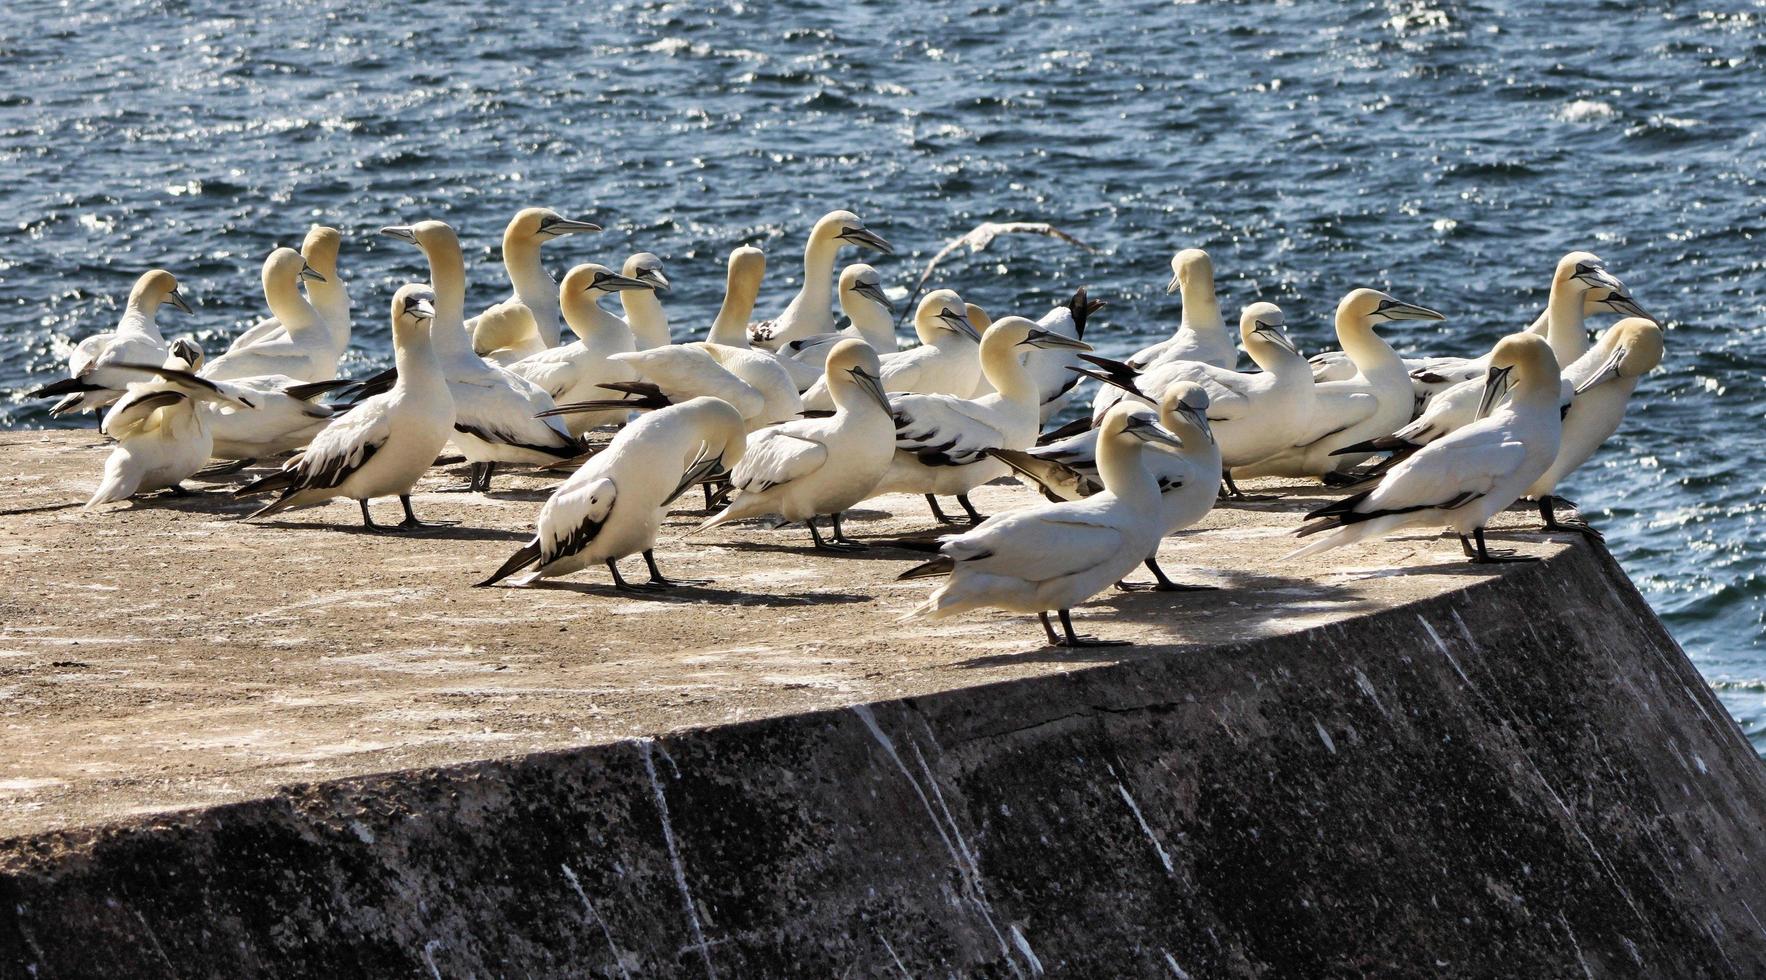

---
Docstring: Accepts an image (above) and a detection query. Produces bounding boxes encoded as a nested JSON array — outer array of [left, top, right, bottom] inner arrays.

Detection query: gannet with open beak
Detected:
[[479, 396, 748, 590], [203, 248, 335, 383], [778, 263, 898, 387], [31, 269, 188, 416], [1128, 248, 1234, 371], [799, 289, 981, 412], [1290, 332, 1563, 563], [620, 252, 673, 350], [871, 315, 1093, 524], [467, 208, 602, 356], [1079, 303, 1312, 498], [236, 285, 455, 530], [748, 210, 891, 350], [900, 403, 1185, 647], [509, 263, 652, 433], [1237, 289, 1444, 481], [87, 341, 258, 508], [381, 220, 584, 492], [1525, 317, 1664, 535], [226, 225, 352, 360], [695, 340, 897, 550], [993, 382, 1221, 590]]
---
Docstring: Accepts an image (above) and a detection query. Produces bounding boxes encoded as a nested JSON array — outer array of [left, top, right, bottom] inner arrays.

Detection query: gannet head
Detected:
[[1166, 248, 1213, 294], [511, 207, 601, 244], [965, 303, 992, 333], [130, 269, 192, 314], [824, 338, 891, 413], [1101, 402, 1185, 452], [264, 247, 325, 296], [301, 225, 342, 274], [839, 264, 893, 313], [982, 314, 1092, 354], [914, 289, 979, 344], [166, 337, 204, 372], [1159, 381, 1213, 445], [623, 252, 670, 291], [1575, 318, 1663, 395], [562, 263, 653, 298], [814, 210, 892, 254], [378, 220, 458, 257], [391, 283, 438, 340], [1238, 302, 1300, 356], [1479, 333, 1556, 417], [1338, 288, 1444, 328], [1555, 251, 1624, 292], [1586, 285, 1654, 323]]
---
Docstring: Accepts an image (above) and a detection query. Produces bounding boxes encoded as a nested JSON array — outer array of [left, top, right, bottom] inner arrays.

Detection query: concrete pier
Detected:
[[2, 431, 1763, 977]]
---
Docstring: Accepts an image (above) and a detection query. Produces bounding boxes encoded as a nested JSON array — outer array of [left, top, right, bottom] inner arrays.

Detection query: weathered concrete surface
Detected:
[[2, 431, 1765, 977]]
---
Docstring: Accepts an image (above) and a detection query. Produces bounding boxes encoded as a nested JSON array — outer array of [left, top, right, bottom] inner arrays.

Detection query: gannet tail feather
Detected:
[[897, 555, 956, 580], [1036, 415, 1092, 445], [29, 377, 105, 398], [1066, 287, 1104, 340], [478, 539, 543, 588]]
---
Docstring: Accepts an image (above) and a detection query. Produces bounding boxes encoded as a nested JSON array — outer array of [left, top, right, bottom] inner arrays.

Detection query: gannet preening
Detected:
[[1079, 303, 1312, 499], [509, 263, 652, 433], [226, 225, 352, 359], [1525, 317, 1664, 536], [695, 340, 896, 551], [900, 403, 1185, 647], [993, 382, 1222, 591], [620, 253, 673, 350], [870, 315, 1093, 524], [381, 220, 584, 492], [799, 289, 980, 412], [697, 246, 824, 392], [748, 210, 891, 350], [779, 263, 897, 384], [87, 343, 258, 508], [479, 397, 748, 590], [237, 286, 455, 530], [1236, 289, 1444, 482], [203, 248, 335, 383], [468, 208, 602, 356], [32, 269, 189, 416], [1128, 249, 1233, 371], [1290, 333, 1563, 564]]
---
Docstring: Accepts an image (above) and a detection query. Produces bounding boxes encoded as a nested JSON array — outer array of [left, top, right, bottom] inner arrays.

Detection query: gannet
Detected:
[[704, 246, 829, 393], [870, 315, 1093, 524], [1290, 332, 1563, 564], [778, 263, 898, 387], [472, 303, 545, 368], [1021, 288, 1103, 422], [799, 289, 980, 412], [467, 208, 602, 356], [479, 396, 749, 590], [1525, 317, 1664, 536], [1236, 289, 1444, 481], [545, 344, 768, 429], [31, 269, 189, 416], [203, 248, 335, 383], [381, 220, 584, 492], [993, 382, 1221, 590], [508, 263, 652, 433], [1130, 248, 1233, 370], [695, 340, 896, 550], [1078, 303, 1312, 498], [226, 225, 352, 360], [747, 210, 891, 350], [899, 403, 1186, 647], [236, 285, 455, 530], [87, 342, 258, 508], [620, 252, 673, 349], [205, 375, 352, 461]]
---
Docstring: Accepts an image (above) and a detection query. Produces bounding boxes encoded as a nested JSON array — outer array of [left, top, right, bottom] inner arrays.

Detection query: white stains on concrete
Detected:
[[1161, 950, 1193, 979], [1313, 719, 1337, 755], [1107, 763, 1175, 877], [877, 933, 911, 978], [1009, 924, 1044, 975], [562, 862, 632, 980], [421, 939, 445, 980], [1418, 616, 1474, 688], [1558, 913, 1595, 980], [640, 738, 718, 980], [1352, 667, 1389, 718]]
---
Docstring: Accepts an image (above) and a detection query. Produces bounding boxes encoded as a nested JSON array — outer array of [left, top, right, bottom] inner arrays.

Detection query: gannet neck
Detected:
[[1095, 419, 1163, 513], [300, 226, 350, 330], [793, 227, 842, 323], [1544, 275, 1593, 369], [824, 340, 888, 417], [1178, 257, 1225, 340], [389, 285, 444, 387], [620, 289, 670, 349], [122, 270, 180, 338], [415, 227, 473, 361], [561, 285, 633, 345], [263, 250, 322, 338], [839, 270, 896, 351], [1335, 303, 1402, 381], [504, 233, 561, 344], [978, 319, 1040, 409], [709, 247, 766, 347]]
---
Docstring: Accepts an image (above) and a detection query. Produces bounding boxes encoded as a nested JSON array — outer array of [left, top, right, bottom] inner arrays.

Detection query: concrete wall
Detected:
[[4, 542, 1764, 978]]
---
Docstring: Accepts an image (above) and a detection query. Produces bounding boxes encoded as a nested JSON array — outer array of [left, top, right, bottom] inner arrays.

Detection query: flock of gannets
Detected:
[[29, 208, 1664, 647]]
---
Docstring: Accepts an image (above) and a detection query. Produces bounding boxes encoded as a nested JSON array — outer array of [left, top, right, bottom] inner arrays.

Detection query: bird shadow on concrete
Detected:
[[251, 519, 528, 542], [0, 500, 85, 517], [698, 538, 933, 562], [526, 579, 870, 607]]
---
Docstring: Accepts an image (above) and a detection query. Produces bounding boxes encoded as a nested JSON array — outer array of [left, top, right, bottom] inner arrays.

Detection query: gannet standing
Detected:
[[203, 248, 335, 383], [236, 286, 455, 530], [479, 396, 749, 590], [778, 263, 898, 387], [1128, 248, 1233, 370], [695, 340, 896, 550], [748, 210, 891, 350], [1525, 317, 1664, 536], [993, 382, 1221, 590], [87, 342, 258, 508], [1290, 333, 1564, 564], [620, 252, 673, 350], [381, 220, 584, 492], [899, 404, 1187, 647], [509, 263, 652, 433], [799, 289, 980, 412], [870, 315, 1092, 524], [226, 225, 352, 359], [31, 269, 189, 416], [701, 246, 826, 394], [468, 208, 602, 356], [1236, 289, 1444, 481]]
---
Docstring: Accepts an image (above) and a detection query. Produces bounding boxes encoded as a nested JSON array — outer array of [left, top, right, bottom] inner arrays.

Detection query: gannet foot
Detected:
[[641, 550, 708, 587], [1466, 529, 1539, 564], [1119, 559, 1218, 592], [1538, 498, 1603, 540], [956, 494, 987, 524], [925, 495, 959, 525], [1218, 472, 1274, 502], [607, 560, 666, 593], [1041, 610, 1132, 648], [828, 513, 870, 550], [163, 483, 191, 497]]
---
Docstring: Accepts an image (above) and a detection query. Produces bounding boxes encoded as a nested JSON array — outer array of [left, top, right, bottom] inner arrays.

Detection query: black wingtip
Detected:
[[477, 541, 542, 588], [1329, 437, 1410, 457], [897, 555, 956, 580], [1035, 415, 1092, 446], [1066, 287, 1105, 339], [28, 377, 102, 398]]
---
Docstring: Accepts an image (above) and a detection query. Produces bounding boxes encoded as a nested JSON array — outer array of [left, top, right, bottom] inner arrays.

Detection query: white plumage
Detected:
[[508, 263, 652, 433], [203, 248, 336, 383], [33, 269, 189, 416], [747, 210, 892, 350], [87, 344, 257, 508], [467, 208, 602, 355], [799, 288, 980, 412], [225, 225, 352, 361]]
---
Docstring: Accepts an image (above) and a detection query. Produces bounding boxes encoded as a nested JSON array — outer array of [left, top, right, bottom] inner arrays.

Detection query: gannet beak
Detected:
[[1165, 270, 1183, 295], [409, 297, 436, 322], [165, 289, 193, 315], [300, 263, 327, 284], [1127, 415, 1185, 451], [638, 269, 671, 291], [1376, 299, 1446, 322], [853, 280, 895, 312], [546, 217, 602, 236], [852, 366, 892, 412], [1573, 263, 1624, 290], [1021, 328, 1093, 352], [840, 227, 894, 254], [1179, 405, 1214, 444], [939, 308, 981, 342], [1574, 347, 1627, 396], [1606, 294, 1654, 322], [593, 272, 655, 292], [378, 225, 418, 244], [1477, 365, 1513, 419], [1254, 322, 1300, 355]]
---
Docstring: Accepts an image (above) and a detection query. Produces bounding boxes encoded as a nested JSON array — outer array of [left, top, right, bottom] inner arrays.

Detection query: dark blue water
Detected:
[[2, 2, 1761, 744]]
